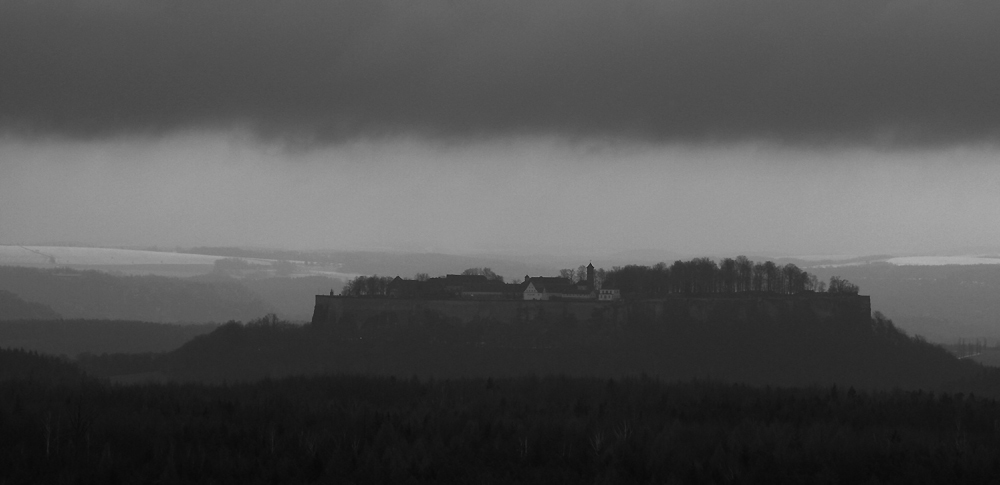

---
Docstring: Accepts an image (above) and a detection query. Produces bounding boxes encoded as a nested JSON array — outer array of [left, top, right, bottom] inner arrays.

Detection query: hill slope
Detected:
[[193, 274, 343, 322], [0, 266, 272, 322], [808, 264, 1000, 342], [0, 319, 218, 357], [0, 289, 60, 320], [0, 348, 88, 384], [84, 310, 992, 396]]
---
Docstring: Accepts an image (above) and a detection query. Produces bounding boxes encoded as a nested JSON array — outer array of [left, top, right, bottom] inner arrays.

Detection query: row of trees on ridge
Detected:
[[339, 257, 859, 298], [340, 275, 395, 297], [599, 257, 859, 297]]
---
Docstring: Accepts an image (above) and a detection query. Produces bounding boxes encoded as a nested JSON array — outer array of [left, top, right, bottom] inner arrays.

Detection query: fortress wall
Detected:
[[312, 294, 872, 328], [312, 296, 626, 327], [632, 294, 872, 326]]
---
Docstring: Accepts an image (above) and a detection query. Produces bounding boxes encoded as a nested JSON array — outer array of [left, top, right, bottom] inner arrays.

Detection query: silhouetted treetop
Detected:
[[341, 275, 393, 297], [602, 256, 857, 298], [461, 267, 504, 282], [828, 276, 861, 294]]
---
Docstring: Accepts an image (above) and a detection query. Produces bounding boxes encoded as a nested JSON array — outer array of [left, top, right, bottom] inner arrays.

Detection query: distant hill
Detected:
[[599, 248, 685, 267], [807, 264, 1000, 343], [0, 289, 60, 320], [0, 319, 219, 357], [185, 247, 556, 282], [0, 266, 272, 323], [0, 245, 358, 279], [0, 348, 88, 385], [191, 273, 343, 321]]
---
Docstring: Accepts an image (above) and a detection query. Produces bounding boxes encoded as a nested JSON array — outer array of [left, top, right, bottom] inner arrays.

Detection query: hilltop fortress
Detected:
[[378, 263, 620, 302], [311, 261, 871, 329]]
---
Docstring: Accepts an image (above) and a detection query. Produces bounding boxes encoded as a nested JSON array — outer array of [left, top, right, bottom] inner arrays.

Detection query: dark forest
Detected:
[[5, 348, 1000, 484]]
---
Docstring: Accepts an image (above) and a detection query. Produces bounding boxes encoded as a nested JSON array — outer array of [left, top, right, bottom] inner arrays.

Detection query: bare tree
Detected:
[[828, 276, 859, 294], [462, 267, 504, 282], [782, 264, 804, 293], [690, 257, 718, 293], [762, 261, 780, 293], [735, 256, 753, 292], [751, 263, 766, 292], [341, 275, 393, 296], [720, 258, 737, 293], [806, 273, 819, 291]]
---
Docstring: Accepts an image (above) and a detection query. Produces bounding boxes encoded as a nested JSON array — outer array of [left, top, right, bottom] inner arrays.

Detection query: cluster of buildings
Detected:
[[386, 263, 621, 301]]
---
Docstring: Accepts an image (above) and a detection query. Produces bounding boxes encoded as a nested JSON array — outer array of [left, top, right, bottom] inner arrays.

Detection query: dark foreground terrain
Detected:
[[7, 309, 1000, 483], [4, 348, 1000, 484], [0, 319, 219, 357], [79, 310, 986, 394]]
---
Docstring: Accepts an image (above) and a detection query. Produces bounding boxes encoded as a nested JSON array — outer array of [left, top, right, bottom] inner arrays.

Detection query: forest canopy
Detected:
[[601, 257, 857, 298]]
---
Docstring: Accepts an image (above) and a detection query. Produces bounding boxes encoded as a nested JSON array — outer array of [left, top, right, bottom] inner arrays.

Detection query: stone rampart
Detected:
[[312, 293, 871, 328], [631, 293, 871, 326], [312, 296, 626, 327]]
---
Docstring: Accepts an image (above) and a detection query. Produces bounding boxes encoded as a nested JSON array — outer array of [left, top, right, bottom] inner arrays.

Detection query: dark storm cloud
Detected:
[[1, 0, 998, 145]]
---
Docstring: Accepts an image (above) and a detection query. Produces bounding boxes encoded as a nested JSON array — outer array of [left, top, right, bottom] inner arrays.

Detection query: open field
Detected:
[[0, 246, 223, 265], [0, 246, 359, 279], [886, 256, 1000, 266], [809, 255, 1000, 268]]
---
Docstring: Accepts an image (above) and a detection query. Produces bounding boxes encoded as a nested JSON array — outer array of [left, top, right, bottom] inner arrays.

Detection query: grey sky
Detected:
[[1, 1, 999, 259], [3, 136, 999, 257], [2, 0, 999, 144]]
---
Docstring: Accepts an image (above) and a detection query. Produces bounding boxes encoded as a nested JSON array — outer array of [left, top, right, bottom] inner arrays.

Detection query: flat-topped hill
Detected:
[[312, 293, 871, 329], [80, 292, 981, 396]]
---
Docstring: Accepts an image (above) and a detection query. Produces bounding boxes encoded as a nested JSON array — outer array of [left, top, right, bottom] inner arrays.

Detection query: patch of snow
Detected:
[[794, 254, 864, 262], [0, 245, 360, 280], [0, 246, 224, 265], [886, 256, 1000, 266]]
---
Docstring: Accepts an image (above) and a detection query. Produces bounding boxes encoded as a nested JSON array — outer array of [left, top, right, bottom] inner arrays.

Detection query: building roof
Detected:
[[387, 276, 427, 292]]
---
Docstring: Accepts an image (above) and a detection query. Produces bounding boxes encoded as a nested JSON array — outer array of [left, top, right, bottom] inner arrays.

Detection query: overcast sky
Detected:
[[2, 0, 999, 258]]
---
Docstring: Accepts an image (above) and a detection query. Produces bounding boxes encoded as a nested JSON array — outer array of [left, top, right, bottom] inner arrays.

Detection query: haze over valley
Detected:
[[5, 244, 1000, 344]]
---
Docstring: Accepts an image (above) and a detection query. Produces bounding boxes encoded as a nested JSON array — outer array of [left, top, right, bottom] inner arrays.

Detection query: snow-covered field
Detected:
[[0, 246, 359, 279], [808, 254, 1000, 268], [885, 256, 1000, 266], [0, 246, 224, 265]]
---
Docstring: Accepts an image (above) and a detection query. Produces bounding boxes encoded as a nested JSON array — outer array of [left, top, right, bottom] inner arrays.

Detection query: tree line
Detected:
[[339, 259, 859, 299], [600, 257, 859, 298], [340, 267, 507, 297], [339, 275, 395, 297]]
